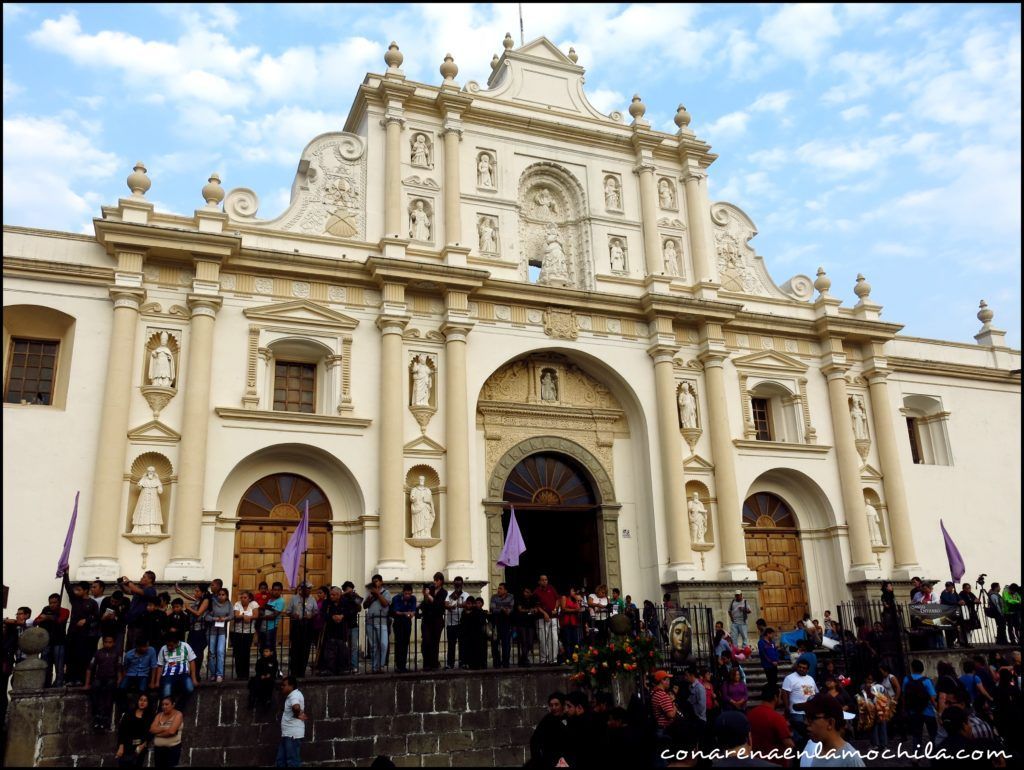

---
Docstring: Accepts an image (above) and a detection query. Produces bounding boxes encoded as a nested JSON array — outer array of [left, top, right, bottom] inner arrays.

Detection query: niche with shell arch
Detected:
[[409, 132, 433, 169], [405, 465, 441, 540], [862, 487, 888, 547], [408, 198, 435, 243], [685, 480, 715, 547], [126, 452, 174, 534], [142, 329, 181, 388], [516, 162, 593, 290]]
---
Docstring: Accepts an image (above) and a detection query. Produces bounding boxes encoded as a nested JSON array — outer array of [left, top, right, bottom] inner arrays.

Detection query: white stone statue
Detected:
[[538, 227, 568, 282], [148, 332, 175, 388], [410, 476, 435, 539], [130, 467, 164, 535], [479, 217, 497, 253], [410, 355, 433, 406], [865, 502, 883, 546], [477, 153, 494, 188], [688, 493, 708, 545], [663, 240, 680, 277], [658, 178, 675, 209], [678, 384, 698, 429], [604, 177, 621, 209], [540, 370, 558, 401], [411, 134, 430, 167], [533, 188, 558, 220], [609, 239, 626, 272], [409, 201, 431, 241], [850, 396, 869, 441]]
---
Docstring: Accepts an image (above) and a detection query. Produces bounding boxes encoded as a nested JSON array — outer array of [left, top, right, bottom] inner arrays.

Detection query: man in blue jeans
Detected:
[[363, 574, 392, 673], [277, 675, 306, 767], [154, 636, 199, 711], [119, 637, 157, 697]]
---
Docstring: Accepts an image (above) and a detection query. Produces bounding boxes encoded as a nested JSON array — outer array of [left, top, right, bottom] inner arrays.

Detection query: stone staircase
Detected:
[[737, 652, 794, 691]]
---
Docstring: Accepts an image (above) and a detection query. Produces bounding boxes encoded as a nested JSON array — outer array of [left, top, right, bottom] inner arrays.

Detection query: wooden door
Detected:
[[232, 522, 332, 595], [744, 531, 808, 629]]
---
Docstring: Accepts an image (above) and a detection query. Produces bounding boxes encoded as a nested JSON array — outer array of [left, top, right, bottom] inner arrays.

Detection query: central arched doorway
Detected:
[[742, 492, 809, 628], [500, 452, 601, 595]]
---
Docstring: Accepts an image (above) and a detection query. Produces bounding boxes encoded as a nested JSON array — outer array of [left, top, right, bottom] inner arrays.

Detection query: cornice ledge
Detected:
[[888, 356, 1023, 383], [733, 439, 832, 455], [366, 256, 488, 290], [215, 407, 372, 429], [2, 256, 114, 285], [813, 315, 903, 342], [93, 219, 240, 261]]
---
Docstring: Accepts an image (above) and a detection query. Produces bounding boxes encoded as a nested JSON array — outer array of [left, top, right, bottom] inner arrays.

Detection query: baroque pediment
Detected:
[[731, 350, 808, 373], [404, 434, 446, 457], [684, 453, 715, 472], [243, 299, 359, 331], [479, 355, 623, 412], [128, 420, 181, 445]]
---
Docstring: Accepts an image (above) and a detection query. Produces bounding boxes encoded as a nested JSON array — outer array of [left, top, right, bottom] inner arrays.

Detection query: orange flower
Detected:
[[590, 667, 597, 674]]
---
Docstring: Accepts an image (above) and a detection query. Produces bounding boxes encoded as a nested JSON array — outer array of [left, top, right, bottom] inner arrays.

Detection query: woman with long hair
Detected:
[[149, 696, 184, 768], [206, 587, 232, 683], [115, 691, 151, 767]]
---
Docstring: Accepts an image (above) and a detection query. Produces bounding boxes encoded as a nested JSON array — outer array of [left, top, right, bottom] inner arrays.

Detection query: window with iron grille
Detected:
[[273, 361, 316, 413], [4, 338, 59, 405], [751, 397, 773, 441]]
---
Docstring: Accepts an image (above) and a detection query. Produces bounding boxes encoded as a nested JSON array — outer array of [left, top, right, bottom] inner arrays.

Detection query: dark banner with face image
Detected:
[[908, 602, 959, 627]]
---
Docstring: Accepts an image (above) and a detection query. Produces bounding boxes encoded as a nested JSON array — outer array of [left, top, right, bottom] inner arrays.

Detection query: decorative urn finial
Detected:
[[674, 104, 692, 130], [491, 53, 500, 70], [384, 41, 403, 69], [977, 300, 994, 327], [440, 53, 458, 82], [503, 32, 514, 50], [854, 273, 872, 300], [127, 162, 151, 198], [568, 47, 578, 64], [814, 267, 831, 296], [202, 173, 225, 207], [628, 94, 646, 120]]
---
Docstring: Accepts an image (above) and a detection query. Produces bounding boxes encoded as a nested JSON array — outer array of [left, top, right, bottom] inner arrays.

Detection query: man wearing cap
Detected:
[[729, 590, 751, 648], [712, 710, 779, 767], [651, 670, 678, 732], [802, 694, 864, 767]]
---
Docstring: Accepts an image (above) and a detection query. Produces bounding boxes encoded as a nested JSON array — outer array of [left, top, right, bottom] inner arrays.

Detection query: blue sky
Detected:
[[3, 3, 1020, 347]]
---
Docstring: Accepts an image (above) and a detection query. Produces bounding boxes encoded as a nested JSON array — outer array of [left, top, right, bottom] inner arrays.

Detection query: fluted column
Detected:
[[377, 315, 408, 569], [682, 170, 715, 285], [166, 295, 222, 578], [649, 346, 693, 570], [699, 352, 748, 573], [443, 320, 473, 567], [441, 128, 462, 246], [383, 116, 404, 237], [636, 164, 663, 276], [823, 367, 876, 570], [865, 371, 919, 570], [79, 284, 146, 580]]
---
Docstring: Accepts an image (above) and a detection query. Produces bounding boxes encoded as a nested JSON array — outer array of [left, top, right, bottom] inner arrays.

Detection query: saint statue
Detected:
[[533, 188, 557, 219], [410, 476, 435, 539], [148, 332, 175, 388], [411, 134, 430, 167], [477, 153, 494, 187], [678, 384, 697, 429], [609, 240, 626, 272], [866, 502, 883, 546], [538, 227, 568, 283], [688, 493, 708, 545], [410, 355, 433, 406], [409, 201, 431, 241], [130, 467, 164, 535], [658, 178, 675, 209], [604, 177, 620, 209], [850, 397, 869, 441], [540, 370, 558, 402], [663, 240, 680, 277], [479, 218, 497, 253]]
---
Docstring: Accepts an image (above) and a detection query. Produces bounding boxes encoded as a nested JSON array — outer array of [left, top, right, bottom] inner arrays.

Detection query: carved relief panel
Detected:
[[477, 214, 500, 255]]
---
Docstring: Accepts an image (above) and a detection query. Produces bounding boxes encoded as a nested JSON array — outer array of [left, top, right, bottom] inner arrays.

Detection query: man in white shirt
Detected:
[[782, 659, 818, 746], [278, 675, 306, 767], [444, 576, 469, 669]]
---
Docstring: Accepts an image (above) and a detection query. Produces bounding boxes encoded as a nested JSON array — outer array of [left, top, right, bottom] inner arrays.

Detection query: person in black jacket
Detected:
[[115, 691, 152, 767], [420, 573, 447, 671], [247, 646, 278, 709], [528, 692, 567, 768], [63, 576, 100, 686]]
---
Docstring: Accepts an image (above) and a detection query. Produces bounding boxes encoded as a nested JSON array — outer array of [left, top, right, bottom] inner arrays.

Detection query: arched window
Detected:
[[264, 338, 334, 415], [901, 395, 952, 466], [748, 381, 803, 443], [742, 493, 798, 529], [3, 305, 76, 409]]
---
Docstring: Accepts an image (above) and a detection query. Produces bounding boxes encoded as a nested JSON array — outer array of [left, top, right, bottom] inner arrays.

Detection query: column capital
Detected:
[[376, 314, 409, 336], [681, 168, 707, 184], [697, 350, 728, 369], [439, 126, 463, 139], [633, 162, 657, 176], [441, 320, 474, 342], [821, 363, 849, 382], [863, 367, 891, 385], [379, 115, 406, 129], [186, 294, 223, 319], [647, 343, 680, 365], [109, 286, 146, 310]]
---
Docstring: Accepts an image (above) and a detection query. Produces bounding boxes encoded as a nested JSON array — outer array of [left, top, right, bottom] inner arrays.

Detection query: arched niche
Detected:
[[126, 451, 174, 534], [405, 464, 441, 539]]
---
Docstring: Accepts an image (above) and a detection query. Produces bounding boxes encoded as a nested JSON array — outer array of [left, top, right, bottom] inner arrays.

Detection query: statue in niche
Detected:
[[148, 332, 175, 388], [609, 239, 626, 272], [678, 383, 698, 429], [604, 176, 621, 210], [409, 200, 431, 241], [538, 227, 568, 283], [477, 153, 494, 188], [688, 493, 708, 545], [410, 476, 435, 539], [663, 240, 680, 277], [478, 217, 498, 253], [130, 467, 164, 535], [850, 396, 869, 441], [410, 354, 433, 406], [540, 370, 558, 402], [658, 178, 675, 209], [533, 187, 558, 220], [865, 502, 883, 546], [411, 134, 431, 168]]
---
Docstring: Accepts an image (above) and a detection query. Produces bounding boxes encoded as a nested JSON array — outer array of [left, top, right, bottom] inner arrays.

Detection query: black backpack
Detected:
[[903, 676, 930, 713]]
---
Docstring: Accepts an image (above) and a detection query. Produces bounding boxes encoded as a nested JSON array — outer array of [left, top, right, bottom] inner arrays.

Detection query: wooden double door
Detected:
[[744, 530, 808, 629]]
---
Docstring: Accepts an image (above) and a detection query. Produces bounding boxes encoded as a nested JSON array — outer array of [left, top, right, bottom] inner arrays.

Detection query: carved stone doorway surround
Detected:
[[484, 436, 622, 594]]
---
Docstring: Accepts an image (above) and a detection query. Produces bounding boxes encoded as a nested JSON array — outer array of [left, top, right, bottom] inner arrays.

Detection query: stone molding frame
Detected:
[[484, 435, 621, 594]]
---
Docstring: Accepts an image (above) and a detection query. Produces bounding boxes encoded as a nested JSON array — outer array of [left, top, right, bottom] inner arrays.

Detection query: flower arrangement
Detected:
[[569, 633, 661, 690]]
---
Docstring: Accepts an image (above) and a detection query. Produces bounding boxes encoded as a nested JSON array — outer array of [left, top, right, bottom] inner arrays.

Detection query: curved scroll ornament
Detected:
[[710, 203, 791, 299], [224, 188, 260, 220]]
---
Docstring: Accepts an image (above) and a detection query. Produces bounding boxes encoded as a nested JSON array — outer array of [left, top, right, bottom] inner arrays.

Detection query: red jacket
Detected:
[[534, 585, 560, 614]]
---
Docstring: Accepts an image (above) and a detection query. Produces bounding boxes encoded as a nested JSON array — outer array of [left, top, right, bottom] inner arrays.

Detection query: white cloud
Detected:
[[757, 4, 841, 69], [725, 29, 759, 78], [748, 147, 788, 169], [750, 91, 793, 113], [587, 88, 625, 116], [3, 4, 28, 22], [705, 110, 751, 139], [3, 67, 22, 102], [239, 107, 347, 165], [795, 136, 900, 175], [840, 105, 869, 121]]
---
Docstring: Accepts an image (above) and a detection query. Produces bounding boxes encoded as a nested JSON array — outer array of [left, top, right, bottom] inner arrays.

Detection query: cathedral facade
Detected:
[[3, 37, 1020, 624]]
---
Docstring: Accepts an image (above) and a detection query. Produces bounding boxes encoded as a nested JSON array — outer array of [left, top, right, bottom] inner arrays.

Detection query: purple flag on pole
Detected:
[[56, 491, 80, 578], [282, 500, 310, 589], [497, 507, 526, 568], [940, 519, 965, 582]]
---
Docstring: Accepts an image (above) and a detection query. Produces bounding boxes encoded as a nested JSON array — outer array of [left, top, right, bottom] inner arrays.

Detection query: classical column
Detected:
[[635, 164, 663, 276], [79, 285, 145, 580], [682, 169, 715, 285], [865, 370, 919, 570], [649, 346, 693, 570], [165, 295, 222, 578], [443, 320, 473, 568], [699, 352, 749, 574], [823, 367, 876, 571], [383, 115, 404, 237], [377, 314, 408, 569], [441, 128, 462, 247]]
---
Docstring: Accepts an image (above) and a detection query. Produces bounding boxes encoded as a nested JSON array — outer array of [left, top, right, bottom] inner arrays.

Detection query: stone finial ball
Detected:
[[202, 173, 225, 206], [854, 273, 872, 299], [977, 300, 994, 324], [503, 32, 514, 50], [384, 41, 403, 69], [814, 266, 831, 295], [127, 161, 151, 197], [674, 104, 692, 129], [629, 94, 646, 119], [491, 54, 500, 70], [19, 626, 49, 656], [440, 53, 458, 81], [568, 47, 579, 64]]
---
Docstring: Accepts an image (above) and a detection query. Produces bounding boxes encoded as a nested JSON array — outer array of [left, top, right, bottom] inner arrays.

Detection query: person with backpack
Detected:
[[902, 659, 938, 752], [728, 590, 752, 647]]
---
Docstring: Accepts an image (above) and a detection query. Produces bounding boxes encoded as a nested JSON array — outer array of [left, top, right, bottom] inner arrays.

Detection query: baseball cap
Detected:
[[735, 589, 743, 595], [653, 670, 672, 683], [803, 694, 848, 725], [714, 711, 751, 750]]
